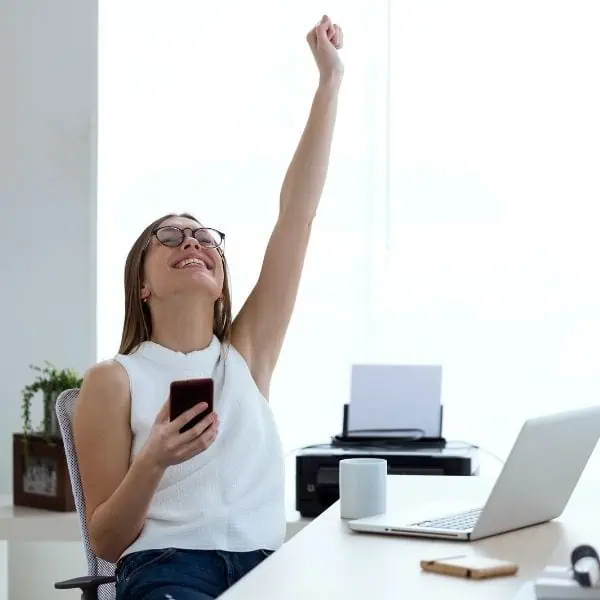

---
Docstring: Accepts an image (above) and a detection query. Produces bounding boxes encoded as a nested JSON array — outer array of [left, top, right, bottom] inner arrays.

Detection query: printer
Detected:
[[296, 367, 479, 517], [295, 401, 478, 518], [295, 441, 478, 517]]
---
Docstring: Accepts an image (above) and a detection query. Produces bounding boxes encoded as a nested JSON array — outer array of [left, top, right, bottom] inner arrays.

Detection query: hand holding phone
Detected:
[[169, 378, 214, 433], [140, 380, 219, 469]]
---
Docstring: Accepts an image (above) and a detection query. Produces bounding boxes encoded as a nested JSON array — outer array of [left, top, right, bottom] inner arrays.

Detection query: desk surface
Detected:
[[0, 494, 81, 541], [221, 475, 600, 600]]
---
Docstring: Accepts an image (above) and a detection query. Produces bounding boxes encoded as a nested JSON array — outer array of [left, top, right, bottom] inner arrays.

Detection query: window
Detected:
[[97, 1, 382, 451], [373, 0, 600, 474], [98, 1, 599, 471]]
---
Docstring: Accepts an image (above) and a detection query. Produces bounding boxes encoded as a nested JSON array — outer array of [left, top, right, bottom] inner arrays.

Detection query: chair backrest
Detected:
[[56, 389, 117, 600]]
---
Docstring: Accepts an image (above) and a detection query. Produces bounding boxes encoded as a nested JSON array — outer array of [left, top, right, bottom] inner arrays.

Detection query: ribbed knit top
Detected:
[[114, 336, 286, 557]]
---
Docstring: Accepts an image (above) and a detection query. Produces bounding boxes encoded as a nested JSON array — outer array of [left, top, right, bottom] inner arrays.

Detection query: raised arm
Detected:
[[232, 15, 343, 396]]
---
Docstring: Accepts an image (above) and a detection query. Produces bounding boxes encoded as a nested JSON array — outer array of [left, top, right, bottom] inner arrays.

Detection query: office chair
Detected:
[[53, 389, 117, 600]]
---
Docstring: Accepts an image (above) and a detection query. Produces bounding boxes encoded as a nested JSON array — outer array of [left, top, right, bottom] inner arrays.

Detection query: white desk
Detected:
[[220, 475, 600, 600]]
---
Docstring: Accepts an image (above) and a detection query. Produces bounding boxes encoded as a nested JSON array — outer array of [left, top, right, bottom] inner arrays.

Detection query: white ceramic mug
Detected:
[[339, 458, 387, 520]]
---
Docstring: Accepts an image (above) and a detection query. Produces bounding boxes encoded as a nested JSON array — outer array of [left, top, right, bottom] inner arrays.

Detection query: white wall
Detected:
[[0, 0, 98, 493]]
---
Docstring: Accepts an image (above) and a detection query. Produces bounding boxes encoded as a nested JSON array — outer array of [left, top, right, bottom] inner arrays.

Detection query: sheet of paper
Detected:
[[347, 364, 443, 438]]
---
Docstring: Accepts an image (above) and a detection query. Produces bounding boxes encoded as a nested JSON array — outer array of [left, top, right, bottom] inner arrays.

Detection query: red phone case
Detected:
[[169, 378, 214, 433]]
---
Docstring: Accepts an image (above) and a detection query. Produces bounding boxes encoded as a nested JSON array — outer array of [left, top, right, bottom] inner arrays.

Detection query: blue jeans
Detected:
[[115, 547, 273, 600]]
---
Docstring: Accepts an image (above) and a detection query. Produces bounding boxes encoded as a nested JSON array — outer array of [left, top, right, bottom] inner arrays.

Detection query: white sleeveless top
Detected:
[[113, 336, 286, 558]]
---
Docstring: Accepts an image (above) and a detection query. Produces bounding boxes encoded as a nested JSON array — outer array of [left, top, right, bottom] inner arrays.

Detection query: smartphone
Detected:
[[169, 378, 214, 433]]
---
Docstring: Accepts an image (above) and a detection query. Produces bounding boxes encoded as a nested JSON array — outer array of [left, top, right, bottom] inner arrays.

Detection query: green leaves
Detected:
[[21, 361, 83, 437]]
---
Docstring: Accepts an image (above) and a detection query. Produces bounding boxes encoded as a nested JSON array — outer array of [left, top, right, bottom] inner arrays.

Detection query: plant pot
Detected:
[[43, 390, 61, 439], [12, 433, 75, 511]]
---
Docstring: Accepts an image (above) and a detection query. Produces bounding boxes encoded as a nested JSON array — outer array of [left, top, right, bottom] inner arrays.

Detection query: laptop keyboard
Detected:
[[411, 507, 482, 531]]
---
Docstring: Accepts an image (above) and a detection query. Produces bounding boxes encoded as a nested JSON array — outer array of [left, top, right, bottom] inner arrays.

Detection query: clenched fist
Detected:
[[307, 15, 344, 83]]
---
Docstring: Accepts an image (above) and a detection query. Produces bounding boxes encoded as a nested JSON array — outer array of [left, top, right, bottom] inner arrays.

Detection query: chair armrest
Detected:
[[54, 575, 117, 600]]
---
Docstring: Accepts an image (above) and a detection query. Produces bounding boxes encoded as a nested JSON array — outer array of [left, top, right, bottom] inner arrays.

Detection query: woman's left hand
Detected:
[[306, 15, 344, 83]]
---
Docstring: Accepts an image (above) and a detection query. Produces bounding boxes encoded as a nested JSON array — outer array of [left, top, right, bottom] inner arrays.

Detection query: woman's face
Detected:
[[141, 215, 225, 303]]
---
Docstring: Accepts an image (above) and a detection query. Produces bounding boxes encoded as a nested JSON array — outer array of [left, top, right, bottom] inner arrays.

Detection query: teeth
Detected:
[[175, 257, 211, 270]]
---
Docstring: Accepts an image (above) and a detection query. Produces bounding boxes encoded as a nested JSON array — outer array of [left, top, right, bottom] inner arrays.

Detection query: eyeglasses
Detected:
[[152, 226, 225, 249]]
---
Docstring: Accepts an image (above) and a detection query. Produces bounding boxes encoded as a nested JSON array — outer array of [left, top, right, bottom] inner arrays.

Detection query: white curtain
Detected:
[[368, 0, 600, 476]]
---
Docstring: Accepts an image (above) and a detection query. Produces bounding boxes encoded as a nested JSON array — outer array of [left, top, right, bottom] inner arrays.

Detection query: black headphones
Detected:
[[571, 544, 600, 588]]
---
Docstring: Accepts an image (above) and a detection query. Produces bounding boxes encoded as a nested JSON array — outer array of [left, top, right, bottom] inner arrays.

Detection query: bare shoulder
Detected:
[[78, 359, 130, 400], [228, 331, 270, 399], [74, 359, 131, 446], [225, 337, 272, 401]]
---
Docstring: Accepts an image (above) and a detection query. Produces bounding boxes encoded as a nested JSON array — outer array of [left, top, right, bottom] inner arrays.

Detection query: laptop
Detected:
[[348, 406, 600, 541]]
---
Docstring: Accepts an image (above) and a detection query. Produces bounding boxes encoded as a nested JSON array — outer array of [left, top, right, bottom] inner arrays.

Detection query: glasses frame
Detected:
[[150, 226, 226, 250]]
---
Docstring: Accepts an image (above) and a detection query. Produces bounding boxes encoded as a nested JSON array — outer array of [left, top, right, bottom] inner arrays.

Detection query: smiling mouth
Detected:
[[173, 257, 213, 271]]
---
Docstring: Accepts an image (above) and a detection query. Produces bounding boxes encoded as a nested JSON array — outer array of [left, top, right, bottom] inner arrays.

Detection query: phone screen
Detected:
[[169, 378, 214, 433]]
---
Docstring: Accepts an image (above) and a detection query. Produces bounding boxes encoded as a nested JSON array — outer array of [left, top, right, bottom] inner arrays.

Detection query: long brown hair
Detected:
[[118, 213, 233, 355]]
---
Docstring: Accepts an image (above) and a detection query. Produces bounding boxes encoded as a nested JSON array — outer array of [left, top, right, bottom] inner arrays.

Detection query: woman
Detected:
[[73, 14, 344, 600]]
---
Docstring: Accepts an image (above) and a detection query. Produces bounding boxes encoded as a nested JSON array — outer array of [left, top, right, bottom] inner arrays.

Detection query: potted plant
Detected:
[[13, 361, 82, 511], [21, 361, 82, 441]]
